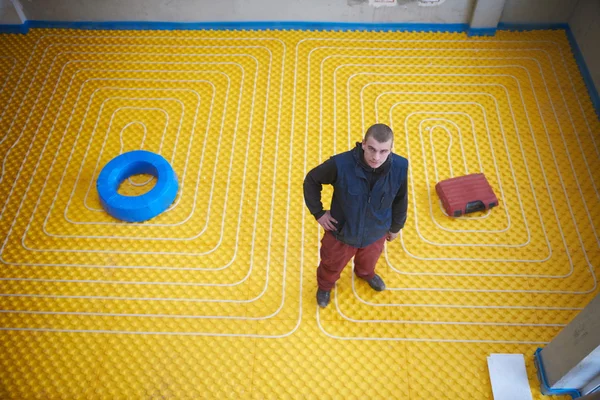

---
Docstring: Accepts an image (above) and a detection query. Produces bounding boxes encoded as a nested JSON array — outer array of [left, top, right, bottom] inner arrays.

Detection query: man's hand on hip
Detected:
[[386, 231, 399, 241], [317, 211, 338, 231]]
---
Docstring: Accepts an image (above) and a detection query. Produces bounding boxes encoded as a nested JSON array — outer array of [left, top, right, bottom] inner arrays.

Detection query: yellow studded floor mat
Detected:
[[0, 27, 598, 399]]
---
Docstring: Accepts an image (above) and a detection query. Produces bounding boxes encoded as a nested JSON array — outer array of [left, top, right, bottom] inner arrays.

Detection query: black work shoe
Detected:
[[366, 274, 386, 291], [316, 289, 331, 308]]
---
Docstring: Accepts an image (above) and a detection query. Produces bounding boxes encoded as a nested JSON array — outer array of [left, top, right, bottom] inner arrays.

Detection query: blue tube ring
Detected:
[[96, 150, 179, 222]]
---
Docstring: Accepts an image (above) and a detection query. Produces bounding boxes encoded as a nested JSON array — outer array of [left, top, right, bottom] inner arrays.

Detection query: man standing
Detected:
[[303, 124, 408, 308]]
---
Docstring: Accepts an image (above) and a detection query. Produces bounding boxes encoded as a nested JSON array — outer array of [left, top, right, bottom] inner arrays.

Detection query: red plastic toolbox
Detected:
[[435, 173, 498, 217]]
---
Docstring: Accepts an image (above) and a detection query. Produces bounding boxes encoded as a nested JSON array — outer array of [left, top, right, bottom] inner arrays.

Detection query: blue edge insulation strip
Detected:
[[534, 348, 582, 398], [0, 17, 596, 399], [0, 19, 598, 121]]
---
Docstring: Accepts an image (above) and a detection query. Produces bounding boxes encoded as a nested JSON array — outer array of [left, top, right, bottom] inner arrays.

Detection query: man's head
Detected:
[[362, 123, 393, 169]]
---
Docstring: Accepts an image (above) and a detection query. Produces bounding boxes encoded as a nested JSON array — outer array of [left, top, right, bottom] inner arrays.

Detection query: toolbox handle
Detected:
[[465, 200, 485, 214]]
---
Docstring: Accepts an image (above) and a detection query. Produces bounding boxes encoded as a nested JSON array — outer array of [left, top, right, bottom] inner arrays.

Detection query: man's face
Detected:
[[362, 136, 392, 169]]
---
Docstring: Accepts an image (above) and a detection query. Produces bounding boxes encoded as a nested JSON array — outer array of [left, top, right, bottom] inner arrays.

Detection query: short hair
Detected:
[[364, 123, 393, 143]]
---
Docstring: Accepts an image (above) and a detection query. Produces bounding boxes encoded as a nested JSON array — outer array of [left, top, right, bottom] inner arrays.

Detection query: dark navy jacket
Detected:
[[304, 144, 408, 248]]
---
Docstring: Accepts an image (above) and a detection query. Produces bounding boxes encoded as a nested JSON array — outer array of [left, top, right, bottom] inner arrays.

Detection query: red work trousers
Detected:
[[317, 231, 386, 291]]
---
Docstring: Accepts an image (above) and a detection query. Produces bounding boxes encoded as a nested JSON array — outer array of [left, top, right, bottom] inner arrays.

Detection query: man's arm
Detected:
[[303, 158, 337, 220], [389, 172, 408, 234]]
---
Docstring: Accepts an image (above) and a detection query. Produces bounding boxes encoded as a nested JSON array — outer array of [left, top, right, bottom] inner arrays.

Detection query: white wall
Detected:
[[19, 0, 476, 24], [569, 0, 600, 95], [16, 0, 584, 24], [0, 0, 22, 24], [15, 0, 586, 25], [500, 0, 579, 24], [470, 0, 506, 29]]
